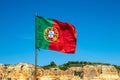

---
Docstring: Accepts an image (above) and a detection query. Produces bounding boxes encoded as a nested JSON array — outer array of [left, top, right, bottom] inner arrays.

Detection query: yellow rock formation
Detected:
[[0, 63, 119, 80]]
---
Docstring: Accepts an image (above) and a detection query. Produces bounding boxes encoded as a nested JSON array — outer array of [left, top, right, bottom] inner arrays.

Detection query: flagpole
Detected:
[[34, 49, 38, 80], [35, 13, 38, 80]]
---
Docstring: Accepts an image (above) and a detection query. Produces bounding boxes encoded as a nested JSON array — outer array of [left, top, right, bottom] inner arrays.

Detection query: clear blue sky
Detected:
[[0, 0, 120, 66]]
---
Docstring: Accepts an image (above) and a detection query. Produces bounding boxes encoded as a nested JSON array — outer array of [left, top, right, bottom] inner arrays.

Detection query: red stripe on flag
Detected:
[[49, 20, 76, 53]]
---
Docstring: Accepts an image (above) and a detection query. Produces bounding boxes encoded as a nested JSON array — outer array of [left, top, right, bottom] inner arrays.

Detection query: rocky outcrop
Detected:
[[69, 65, 120, 80], [0, 63, 119, 80]]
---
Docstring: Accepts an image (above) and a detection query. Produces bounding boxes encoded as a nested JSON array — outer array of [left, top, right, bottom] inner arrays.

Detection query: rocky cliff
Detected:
[[0, 63, 120, 80]]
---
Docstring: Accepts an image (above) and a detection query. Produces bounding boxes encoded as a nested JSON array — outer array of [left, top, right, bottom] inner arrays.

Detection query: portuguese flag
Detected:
[[35, 16, 76, 53]]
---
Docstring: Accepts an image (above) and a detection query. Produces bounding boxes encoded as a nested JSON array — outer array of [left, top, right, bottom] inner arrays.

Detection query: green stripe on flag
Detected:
[[35, 16, 53, 49]]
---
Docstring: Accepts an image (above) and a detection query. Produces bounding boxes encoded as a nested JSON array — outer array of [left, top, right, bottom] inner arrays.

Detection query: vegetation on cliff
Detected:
[[42, 61, 120, 71], [41, 61, 57, 69], [58, 61, 111, 70]]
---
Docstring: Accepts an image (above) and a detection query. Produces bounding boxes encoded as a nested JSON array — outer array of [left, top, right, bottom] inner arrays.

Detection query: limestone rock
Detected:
[[0, 63, 119, 80]]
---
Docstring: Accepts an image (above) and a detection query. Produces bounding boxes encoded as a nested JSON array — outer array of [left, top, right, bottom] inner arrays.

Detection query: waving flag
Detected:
[[35, 16, 76, 53]]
